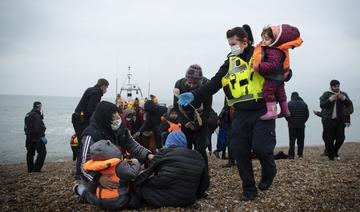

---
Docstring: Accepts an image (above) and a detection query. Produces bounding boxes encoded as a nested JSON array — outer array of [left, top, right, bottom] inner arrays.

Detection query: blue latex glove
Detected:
[[41, 136, 48, 144], [177, 92, 194, 106]]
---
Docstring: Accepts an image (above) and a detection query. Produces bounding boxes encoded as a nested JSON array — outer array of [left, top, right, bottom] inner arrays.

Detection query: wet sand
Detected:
[[1, 142, 359, 211]]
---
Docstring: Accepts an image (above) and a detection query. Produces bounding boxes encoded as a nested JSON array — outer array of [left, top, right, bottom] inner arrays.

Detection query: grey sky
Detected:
[[0, 0, 359, 108]]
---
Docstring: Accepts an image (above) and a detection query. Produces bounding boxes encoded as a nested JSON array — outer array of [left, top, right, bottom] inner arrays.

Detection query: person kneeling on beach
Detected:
[[74, 140, 141, 210], [133, 131, 210, 208], [77, 101, 154, 207]]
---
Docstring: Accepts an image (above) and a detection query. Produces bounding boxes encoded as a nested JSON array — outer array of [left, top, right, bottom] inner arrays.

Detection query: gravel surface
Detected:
[[1, 142, 359, 211]]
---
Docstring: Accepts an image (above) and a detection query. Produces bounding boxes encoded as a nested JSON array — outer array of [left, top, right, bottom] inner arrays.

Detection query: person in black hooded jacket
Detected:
[[78, 101, 154, 209], [285, 92, 309, 158], [72, 78, 109, 179], [24, 101, 47, 172], [134, 131, 209, 208]]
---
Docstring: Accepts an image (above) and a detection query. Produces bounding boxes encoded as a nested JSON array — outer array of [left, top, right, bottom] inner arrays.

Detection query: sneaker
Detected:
[[298, 156, 303, 160], [335, 156, 341, 160], [73, 184, 80, 195]]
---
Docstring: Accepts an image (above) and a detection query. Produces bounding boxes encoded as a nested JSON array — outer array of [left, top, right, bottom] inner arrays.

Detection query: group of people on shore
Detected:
[[24, 23, 353, 209]]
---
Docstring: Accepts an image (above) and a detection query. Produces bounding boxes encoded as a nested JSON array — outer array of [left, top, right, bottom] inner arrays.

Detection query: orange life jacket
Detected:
[[253, 37, 303, 80], [167, 120, 181, 132], [83, 158, 127, 199]]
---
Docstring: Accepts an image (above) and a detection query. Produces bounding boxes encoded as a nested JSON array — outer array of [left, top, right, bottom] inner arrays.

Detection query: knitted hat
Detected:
[[164, 131, 187, 148], [33, 101, 42, 108], [330, 79, 340, 86], [185, 64, 203, 81]]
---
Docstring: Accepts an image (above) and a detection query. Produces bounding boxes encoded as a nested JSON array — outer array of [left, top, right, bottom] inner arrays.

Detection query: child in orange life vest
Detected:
[[160, 107, 181, 146], [253, 24, 303, 120], [73, 140, 141, 210]]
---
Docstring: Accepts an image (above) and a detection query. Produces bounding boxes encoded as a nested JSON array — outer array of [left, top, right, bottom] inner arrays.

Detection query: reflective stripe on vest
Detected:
[[221, 56, 264, 106]]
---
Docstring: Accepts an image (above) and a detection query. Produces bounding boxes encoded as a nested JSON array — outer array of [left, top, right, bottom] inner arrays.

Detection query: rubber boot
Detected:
[[260, 102, 278, 120], [277, 101, 290, 118]]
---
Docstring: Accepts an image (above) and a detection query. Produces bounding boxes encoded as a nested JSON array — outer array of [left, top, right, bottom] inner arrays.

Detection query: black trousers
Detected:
[[182, 125, 209, 166], [26, 138, 47, 172], [288, 128, 305, 157], [322, 118, 345, 159], [229, 108, 276, 196]]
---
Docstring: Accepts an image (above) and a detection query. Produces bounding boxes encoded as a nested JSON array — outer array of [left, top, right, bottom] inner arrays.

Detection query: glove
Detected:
[[41, 136, 48, 144], [177, 92, 194, 106]]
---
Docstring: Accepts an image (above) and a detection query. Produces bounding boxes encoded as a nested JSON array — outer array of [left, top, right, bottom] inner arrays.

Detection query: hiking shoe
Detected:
[[241, 193, 257, 201], [258, 181, 272, 191]]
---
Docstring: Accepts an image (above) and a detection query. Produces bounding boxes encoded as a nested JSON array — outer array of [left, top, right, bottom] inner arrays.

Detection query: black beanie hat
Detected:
[[93, 101, 119, 130], [33, 101, 42, 108], [330, 79, 340, 86]]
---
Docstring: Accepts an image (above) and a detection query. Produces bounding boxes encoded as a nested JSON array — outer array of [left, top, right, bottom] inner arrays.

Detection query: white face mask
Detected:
[[231, 45, 243, 55], [111, 118, 122, 130]]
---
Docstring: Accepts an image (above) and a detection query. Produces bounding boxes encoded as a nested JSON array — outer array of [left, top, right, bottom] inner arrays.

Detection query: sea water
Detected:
[[0, 94, 358, 164]]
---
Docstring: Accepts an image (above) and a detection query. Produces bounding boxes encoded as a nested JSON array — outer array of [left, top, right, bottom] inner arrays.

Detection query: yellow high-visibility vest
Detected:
[[221, 56, 264, 106]]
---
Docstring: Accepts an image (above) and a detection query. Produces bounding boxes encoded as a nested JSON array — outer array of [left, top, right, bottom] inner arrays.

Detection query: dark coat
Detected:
[[139, 100, 167, 132], [173, 77, 213, 129], [80, 115, 150, 187], [74, 86, 103, 121], [319, 91, 353, 122], [286, 93, 309, 128], [24, 109, 46, 140], [134, 147, 210, 208]]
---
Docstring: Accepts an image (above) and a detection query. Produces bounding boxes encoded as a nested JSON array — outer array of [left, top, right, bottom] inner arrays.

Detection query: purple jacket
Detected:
[[258, 47, 284, 76]]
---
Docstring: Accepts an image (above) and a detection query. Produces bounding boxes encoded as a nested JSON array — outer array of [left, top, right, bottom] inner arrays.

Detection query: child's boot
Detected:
[[278, 101, 290, 118], [260, 102, 278, 120]]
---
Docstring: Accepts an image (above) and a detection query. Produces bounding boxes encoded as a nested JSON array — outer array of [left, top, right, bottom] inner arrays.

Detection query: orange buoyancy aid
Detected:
[[253, 37, 303, 79], [83, 158, 127, 199], [167, 121, 181, 132]]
